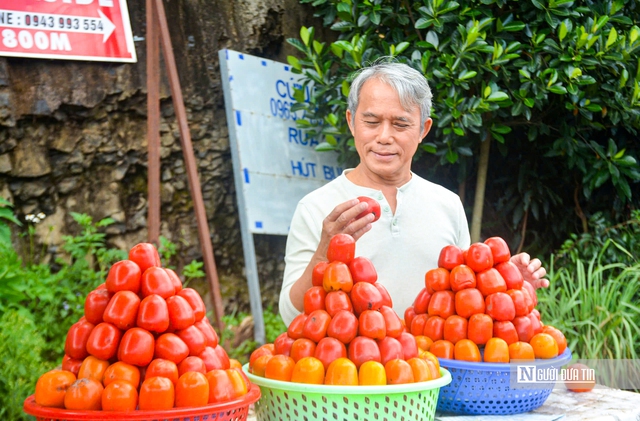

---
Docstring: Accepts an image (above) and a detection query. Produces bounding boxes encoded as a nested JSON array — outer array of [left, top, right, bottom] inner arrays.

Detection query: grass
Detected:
[[538, 241, 640, 361]]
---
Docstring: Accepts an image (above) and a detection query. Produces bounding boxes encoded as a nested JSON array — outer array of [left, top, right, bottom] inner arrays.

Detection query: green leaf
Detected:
[[458, 70, 477, 80], [336, 2, 351, 14], [531, 0, 545, 10], [325, 134, 337, 145], [287, 38, 307, 54], [593, 169, 610, 188], [300, 27, 310, 46], [592, 15, 609, 34], [487, 91, 509, 102], [425, 31, 439, 49], [315, 142, 336, 151], [446, 149, 459, 163], [0, 209, 21, 226], [287, 56, 301, 71], [457, 146, 473, 156], [295, 119, 312, 128], [502, 22, 526, 32], [615, 176, 632, 200], [558, 21, 568, 41], [491, 124, 512, 134], [421, 142, 437, 154], [606, 28, 618, 49], [325, 113, 339, 127], [415, 17, 432, 30], [615, 155, 637, 166], [313, 40, 323, 55], [395, 42, 410, 55], [341, 80, 350, 97], [330, 43, 344, 58], [548, 84, 567, 94], [370, 11, 381, 26], [0, 224, 10, 246]]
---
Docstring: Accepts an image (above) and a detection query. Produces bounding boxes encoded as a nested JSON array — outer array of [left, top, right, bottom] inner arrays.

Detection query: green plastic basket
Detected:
[[242, 364, 451, 421]]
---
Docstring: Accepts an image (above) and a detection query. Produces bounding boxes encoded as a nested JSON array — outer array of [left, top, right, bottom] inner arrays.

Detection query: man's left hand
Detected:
[[510, 253, 549, 289]]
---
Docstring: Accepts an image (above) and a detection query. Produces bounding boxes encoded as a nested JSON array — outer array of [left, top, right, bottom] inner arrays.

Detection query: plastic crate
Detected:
[[243, 364, 451, 421], [437, 348, 572, 415], [23, 382, 261, 421]]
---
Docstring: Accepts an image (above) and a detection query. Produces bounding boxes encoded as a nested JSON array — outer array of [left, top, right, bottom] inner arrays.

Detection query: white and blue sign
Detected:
[[219, 49, 342, 235], [219, 49, 342, 343]]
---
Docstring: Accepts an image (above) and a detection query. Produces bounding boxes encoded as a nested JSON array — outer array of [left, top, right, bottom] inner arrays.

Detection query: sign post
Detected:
[[219, 49, 343, 343], [0, 0, 136, 62]]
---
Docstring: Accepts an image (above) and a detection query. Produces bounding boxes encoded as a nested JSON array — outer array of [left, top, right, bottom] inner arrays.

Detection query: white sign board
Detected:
[[219, 49, 343, 343], [219, 49, 342, 235]]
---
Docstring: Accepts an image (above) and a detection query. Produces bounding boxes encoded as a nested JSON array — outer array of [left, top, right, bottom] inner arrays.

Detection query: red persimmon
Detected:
[[177, 288, 206, 321], [326, 233, 356, 264], [128, 243, 161, 275], [155, 333, 190, 364], [102, 290, 140, 330], [105, 260, 141, 294], [136, 294, 170, 333], [356, 196, 381, 222], [118, 327, 155, 367], [86, 322, 122, 361], [166, 295, 196, 330], [348, 256, 378, 284], [141, 267, 175, 299], [64, 319, 95, 360], [84, 288, 112, 325], [438, 245, 464, 270]]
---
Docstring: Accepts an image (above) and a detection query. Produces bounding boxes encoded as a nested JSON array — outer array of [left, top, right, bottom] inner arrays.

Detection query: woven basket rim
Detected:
[[23, 383, 260, 420], [438, 348, 572, 372], [242, 364, 452, 394]]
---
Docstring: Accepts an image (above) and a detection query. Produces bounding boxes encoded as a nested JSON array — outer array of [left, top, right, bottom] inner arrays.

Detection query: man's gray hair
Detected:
[[347, 61, 433, 126]]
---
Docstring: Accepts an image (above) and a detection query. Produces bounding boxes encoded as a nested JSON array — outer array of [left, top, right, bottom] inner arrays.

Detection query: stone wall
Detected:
[[0, 0, 325, 315]]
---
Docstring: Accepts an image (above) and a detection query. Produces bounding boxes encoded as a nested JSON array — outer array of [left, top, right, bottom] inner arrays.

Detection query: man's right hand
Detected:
[[317, 199, 375, 260], [288, 199, 375, 313]]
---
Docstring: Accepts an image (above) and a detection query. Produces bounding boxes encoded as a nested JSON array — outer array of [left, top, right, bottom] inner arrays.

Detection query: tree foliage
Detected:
[[288, 0, 640, 252]]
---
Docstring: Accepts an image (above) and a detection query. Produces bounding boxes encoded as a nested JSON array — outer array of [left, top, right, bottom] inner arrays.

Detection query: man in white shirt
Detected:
[[279, 62, 547, 326]]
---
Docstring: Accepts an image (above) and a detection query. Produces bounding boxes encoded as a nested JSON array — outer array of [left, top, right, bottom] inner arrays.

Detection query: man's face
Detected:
[[346, 78, 432, 183]]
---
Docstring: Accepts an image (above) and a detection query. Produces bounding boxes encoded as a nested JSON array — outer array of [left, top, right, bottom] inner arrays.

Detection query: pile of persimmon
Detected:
[[249, 233, 443, 386], [405, 237, 567, 363], [33, 243, 250, 412]]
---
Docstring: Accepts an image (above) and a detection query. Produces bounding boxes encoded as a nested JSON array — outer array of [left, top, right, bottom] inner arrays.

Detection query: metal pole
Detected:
[[146, 0, 161, 245], [154, 0, 225, 334]]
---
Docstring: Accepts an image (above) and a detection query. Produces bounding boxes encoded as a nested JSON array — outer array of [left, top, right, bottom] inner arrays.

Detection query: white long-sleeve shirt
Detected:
[[279, 170, 471, 326]]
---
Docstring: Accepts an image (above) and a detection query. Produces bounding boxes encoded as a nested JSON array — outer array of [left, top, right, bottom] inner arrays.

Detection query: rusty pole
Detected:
[[153, 0, 225, 333], [146, 0, 160, 246]]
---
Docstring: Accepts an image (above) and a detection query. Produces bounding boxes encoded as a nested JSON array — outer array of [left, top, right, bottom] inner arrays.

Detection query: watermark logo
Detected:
[[516, 365, 595, 384], [510, 359, 640, 390]]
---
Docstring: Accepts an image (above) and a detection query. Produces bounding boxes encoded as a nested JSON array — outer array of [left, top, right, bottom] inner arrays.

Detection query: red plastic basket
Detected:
[[23, 383, 260, 421]]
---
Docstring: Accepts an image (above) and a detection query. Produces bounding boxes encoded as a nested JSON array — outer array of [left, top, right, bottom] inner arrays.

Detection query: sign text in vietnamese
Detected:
[[0, 0, 136, 62]]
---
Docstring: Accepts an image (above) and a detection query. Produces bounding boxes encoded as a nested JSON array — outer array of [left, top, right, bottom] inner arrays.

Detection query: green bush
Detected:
[[0, 310, 55, 421], [288, 0, 640, 250], [0, 213, 125, 416], [554, 209, 639, 268]]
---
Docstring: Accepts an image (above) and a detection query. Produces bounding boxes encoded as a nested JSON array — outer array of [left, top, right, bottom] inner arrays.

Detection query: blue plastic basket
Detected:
[[437, 348, 572, 415]]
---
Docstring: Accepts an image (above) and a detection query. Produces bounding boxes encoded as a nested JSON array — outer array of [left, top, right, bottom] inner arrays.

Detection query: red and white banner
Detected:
[[0, 0, 136, 62]]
